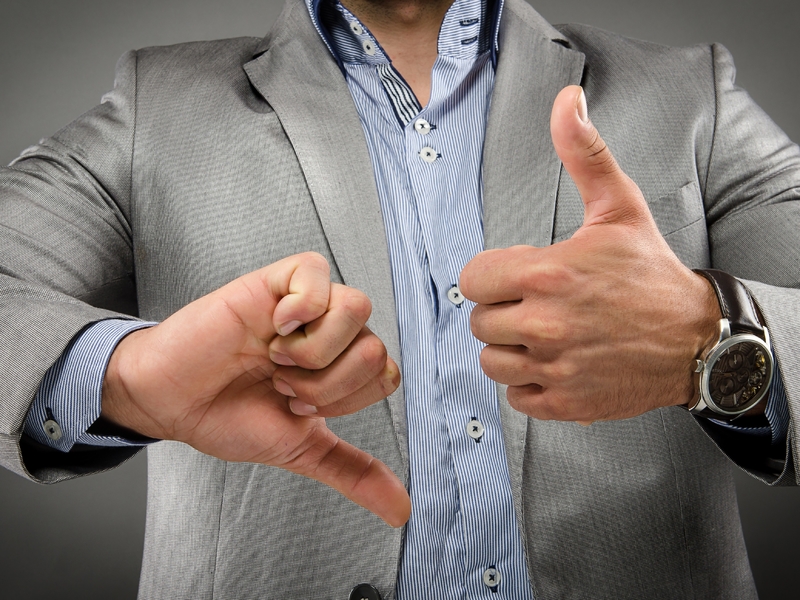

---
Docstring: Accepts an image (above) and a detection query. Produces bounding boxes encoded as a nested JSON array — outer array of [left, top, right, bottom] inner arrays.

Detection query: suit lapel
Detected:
[[243, 0, 409, 469], [483, 0, 585, 550]]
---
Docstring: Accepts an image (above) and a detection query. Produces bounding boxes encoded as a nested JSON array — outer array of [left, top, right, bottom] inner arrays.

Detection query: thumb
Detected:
[[550, 85, 648, 227], [299, 428, 412, 528]]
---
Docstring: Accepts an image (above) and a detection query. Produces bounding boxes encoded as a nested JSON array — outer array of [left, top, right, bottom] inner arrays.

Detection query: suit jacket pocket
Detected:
[[648, 181, 711, 268], [648, 180, 704, 237], [552, 180, 711, 268]]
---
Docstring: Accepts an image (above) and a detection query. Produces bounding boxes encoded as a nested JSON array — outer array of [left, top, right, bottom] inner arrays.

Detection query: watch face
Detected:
[[706, 337, 773, 413]]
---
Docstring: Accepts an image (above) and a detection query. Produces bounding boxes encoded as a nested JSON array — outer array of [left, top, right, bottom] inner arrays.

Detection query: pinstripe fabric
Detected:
[[712, 367, 789, 445], [376, 65, 421, 127], [23, 319, 155, 450], [311, 1, 534, 598]]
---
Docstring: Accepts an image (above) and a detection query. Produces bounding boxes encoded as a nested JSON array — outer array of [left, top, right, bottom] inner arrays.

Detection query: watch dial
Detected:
[[708, 342, 770, 410]]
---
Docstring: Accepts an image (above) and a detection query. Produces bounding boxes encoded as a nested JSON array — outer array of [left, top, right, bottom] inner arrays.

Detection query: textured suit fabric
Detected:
[[0, 0, 798, 597]]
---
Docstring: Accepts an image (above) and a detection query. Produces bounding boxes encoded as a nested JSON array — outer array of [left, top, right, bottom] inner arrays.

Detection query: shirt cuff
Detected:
[[23, 319, 159, 451], [708, 362, 789, 448]]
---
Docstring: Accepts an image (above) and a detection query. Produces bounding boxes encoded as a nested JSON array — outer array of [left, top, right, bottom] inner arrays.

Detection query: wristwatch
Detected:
[[688, 269, 774, 420]]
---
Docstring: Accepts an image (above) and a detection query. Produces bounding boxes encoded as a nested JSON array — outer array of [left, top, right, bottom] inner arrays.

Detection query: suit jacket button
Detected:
[[349, 583, 382, 600]]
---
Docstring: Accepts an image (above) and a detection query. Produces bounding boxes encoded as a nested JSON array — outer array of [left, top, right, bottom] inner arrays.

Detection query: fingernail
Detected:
[[577, 420, 594, 427], [276, 320, 302, 336], [381, 366, 401, 395], [270, 351, 297, 367], [576, 87, 589, 124], [273, 378, 297, 397], [289, 399, 318, 416]]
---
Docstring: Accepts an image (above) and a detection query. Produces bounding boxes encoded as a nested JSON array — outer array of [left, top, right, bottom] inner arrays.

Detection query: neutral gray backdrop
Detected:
[[0, 1, 798, 598]]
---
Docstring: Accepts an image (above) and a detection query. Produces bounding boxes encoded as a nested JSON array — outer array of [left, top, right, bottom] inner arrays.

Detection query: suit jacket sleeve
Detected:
[[701, 43, 800, 485], [0, 50, 144, 483]]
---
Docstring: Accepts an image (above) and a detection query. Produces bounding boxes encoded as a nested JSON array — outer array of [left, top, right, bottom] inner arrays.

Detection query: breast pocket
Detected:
[[647, 181, 711, 268], [552, 180, 711, 269]]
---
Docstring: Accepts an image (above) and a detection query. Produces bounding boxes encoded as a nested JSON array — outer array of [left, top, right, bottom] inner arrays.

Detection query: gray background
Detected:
[[0, 0, 797, 598]]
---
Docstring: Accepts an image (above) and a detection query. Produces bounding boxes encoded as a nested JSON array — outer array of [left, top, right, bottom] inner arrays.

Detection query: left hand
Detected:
[[459, 85, 721, 424]]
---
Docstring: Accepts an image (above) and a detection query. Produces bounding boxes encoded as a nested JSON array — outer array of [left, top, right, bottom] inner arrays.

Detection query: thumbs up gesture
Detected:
[[460, 86, 722, 424]]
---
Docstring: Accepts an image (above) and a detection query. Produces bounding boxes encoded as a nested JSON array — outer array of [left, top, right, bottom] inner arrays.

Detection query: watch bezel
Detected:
[[699, 330, 774, 417]]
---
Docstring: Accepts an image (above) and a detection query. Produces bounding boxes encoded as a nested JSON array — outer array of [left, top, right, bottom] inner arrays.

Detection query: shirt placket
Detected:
[[402, 54, 530, 597], [328, 0, 532, 595]]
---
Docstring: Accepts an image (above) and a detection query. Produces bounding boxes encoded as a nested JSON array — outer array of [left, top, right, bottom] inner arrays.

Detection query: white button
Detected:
[[350, 21, 364, 35], [43, 419, 63, 441], [414, 118, 431, 135], [467, 419, 485, 441], [447, 285, 465, 306], [362, 39, 376, 56], [419, 147, 438, 163], [483, 567, 501, 588]]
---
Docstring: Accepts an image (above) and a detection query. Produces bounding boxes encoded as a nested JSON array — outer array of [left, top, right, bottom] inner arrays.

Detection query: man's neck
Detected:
[[339, 0, 454, 107]]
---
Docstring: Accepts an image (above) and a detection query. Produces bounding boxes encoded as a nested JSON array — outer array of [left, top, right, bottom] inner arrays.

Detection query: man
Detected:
[[0, 0, 798, 598]]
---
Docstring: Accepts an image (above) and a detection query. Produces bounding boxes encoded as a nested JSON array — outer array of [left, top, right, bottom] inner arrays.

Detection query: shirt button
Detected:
[[419, 146, 439, 163], [414, 118, 432, 135], [447, 285, 465, 306], [362, 39, 377, 56], [43, 419, 63, 441], [483, 567, 501, 588], [350, 21, 364, 35], [467, 418, 485, 441]]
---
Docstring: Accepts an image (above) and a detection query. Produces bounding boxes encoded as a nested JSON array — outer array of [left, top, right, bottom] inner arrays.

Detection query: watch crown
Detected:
[[694, 359, 704, 374]]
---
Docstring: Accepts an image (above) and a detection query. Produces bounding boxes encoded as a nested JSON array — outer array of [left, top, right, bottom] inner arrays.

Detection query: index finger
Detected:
[[206, 252, 331, 342], [459, 245, 542, 305], [269, 252, 332, 335]]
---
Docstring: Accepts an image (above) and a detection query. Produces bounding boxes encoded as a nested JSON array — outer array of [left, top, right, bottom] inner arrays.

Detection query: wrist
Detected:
[[691, 270, 724, 354], [686, 269, 774, 420], [101, 328, 161, 439], [678, 271, 723, 407]]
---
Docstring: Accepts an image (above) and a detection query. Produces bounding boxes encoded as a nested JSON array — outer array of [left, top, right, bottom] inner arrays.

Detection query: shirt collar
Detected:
[[304, 0, 504, 73]]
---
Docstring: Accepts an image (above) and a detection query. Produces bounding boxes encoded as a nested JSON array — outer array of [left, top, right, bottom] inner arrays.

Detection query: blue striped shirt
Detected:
[[23, 0, 789, 597], [310, 0, 533, 597]]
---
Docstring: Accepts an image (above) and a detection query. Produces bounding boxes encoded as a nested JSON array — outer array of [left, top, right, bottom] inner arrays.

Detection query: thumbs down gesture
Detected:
[[460, 86, 722, 424]]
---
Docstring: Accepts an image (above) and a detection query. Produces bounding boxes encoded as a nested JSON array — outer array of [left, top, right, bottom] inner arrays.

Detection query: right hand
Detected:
[[101, 252, 410, 527]]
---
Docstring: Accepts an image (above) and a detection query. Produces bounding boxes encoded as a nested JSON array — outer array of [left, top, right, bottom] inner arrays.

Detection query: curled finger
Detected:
[[270, 283, 372, 369]]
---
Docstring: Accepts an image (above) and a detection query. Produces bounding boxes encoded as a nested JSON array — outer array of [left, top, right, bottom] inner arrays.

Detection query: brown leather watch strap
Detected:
[[693, 269, 763, 335]]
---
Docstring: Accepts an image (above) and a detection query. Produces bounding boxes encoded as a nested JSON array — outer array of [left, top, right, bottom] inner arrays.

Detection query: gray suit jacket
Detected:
[[1, 0, 798, 597]]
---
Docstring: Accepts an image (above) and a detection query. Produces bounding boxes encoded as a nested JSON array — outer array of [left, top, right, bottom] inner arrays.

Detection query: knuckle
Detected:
[[341, 290, 373, 323], [303, 382, 335, 406], [300, 251, 330, 272], [478, 348, 500, 379], [458, 266, 474, 297], [299, 289, 329, 320], [523, 312, 570, 346], [542, 360, 578, 383], [460, 248, 508, 299], [359, 335, 388, 371], [520, 260, 573, 296], [479, 347, 497, 379], [286, 371, 339, 406], [300, 345, 330, 370], [537, 320, 567, 345], [469, 307, 486, 339]]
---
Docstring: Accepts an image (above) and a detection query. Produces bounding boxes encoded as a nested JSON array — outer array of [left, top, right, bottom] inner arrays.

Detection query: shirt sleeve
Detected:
[[23, 319, 159, 451], [705, 361, 789, 448]]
